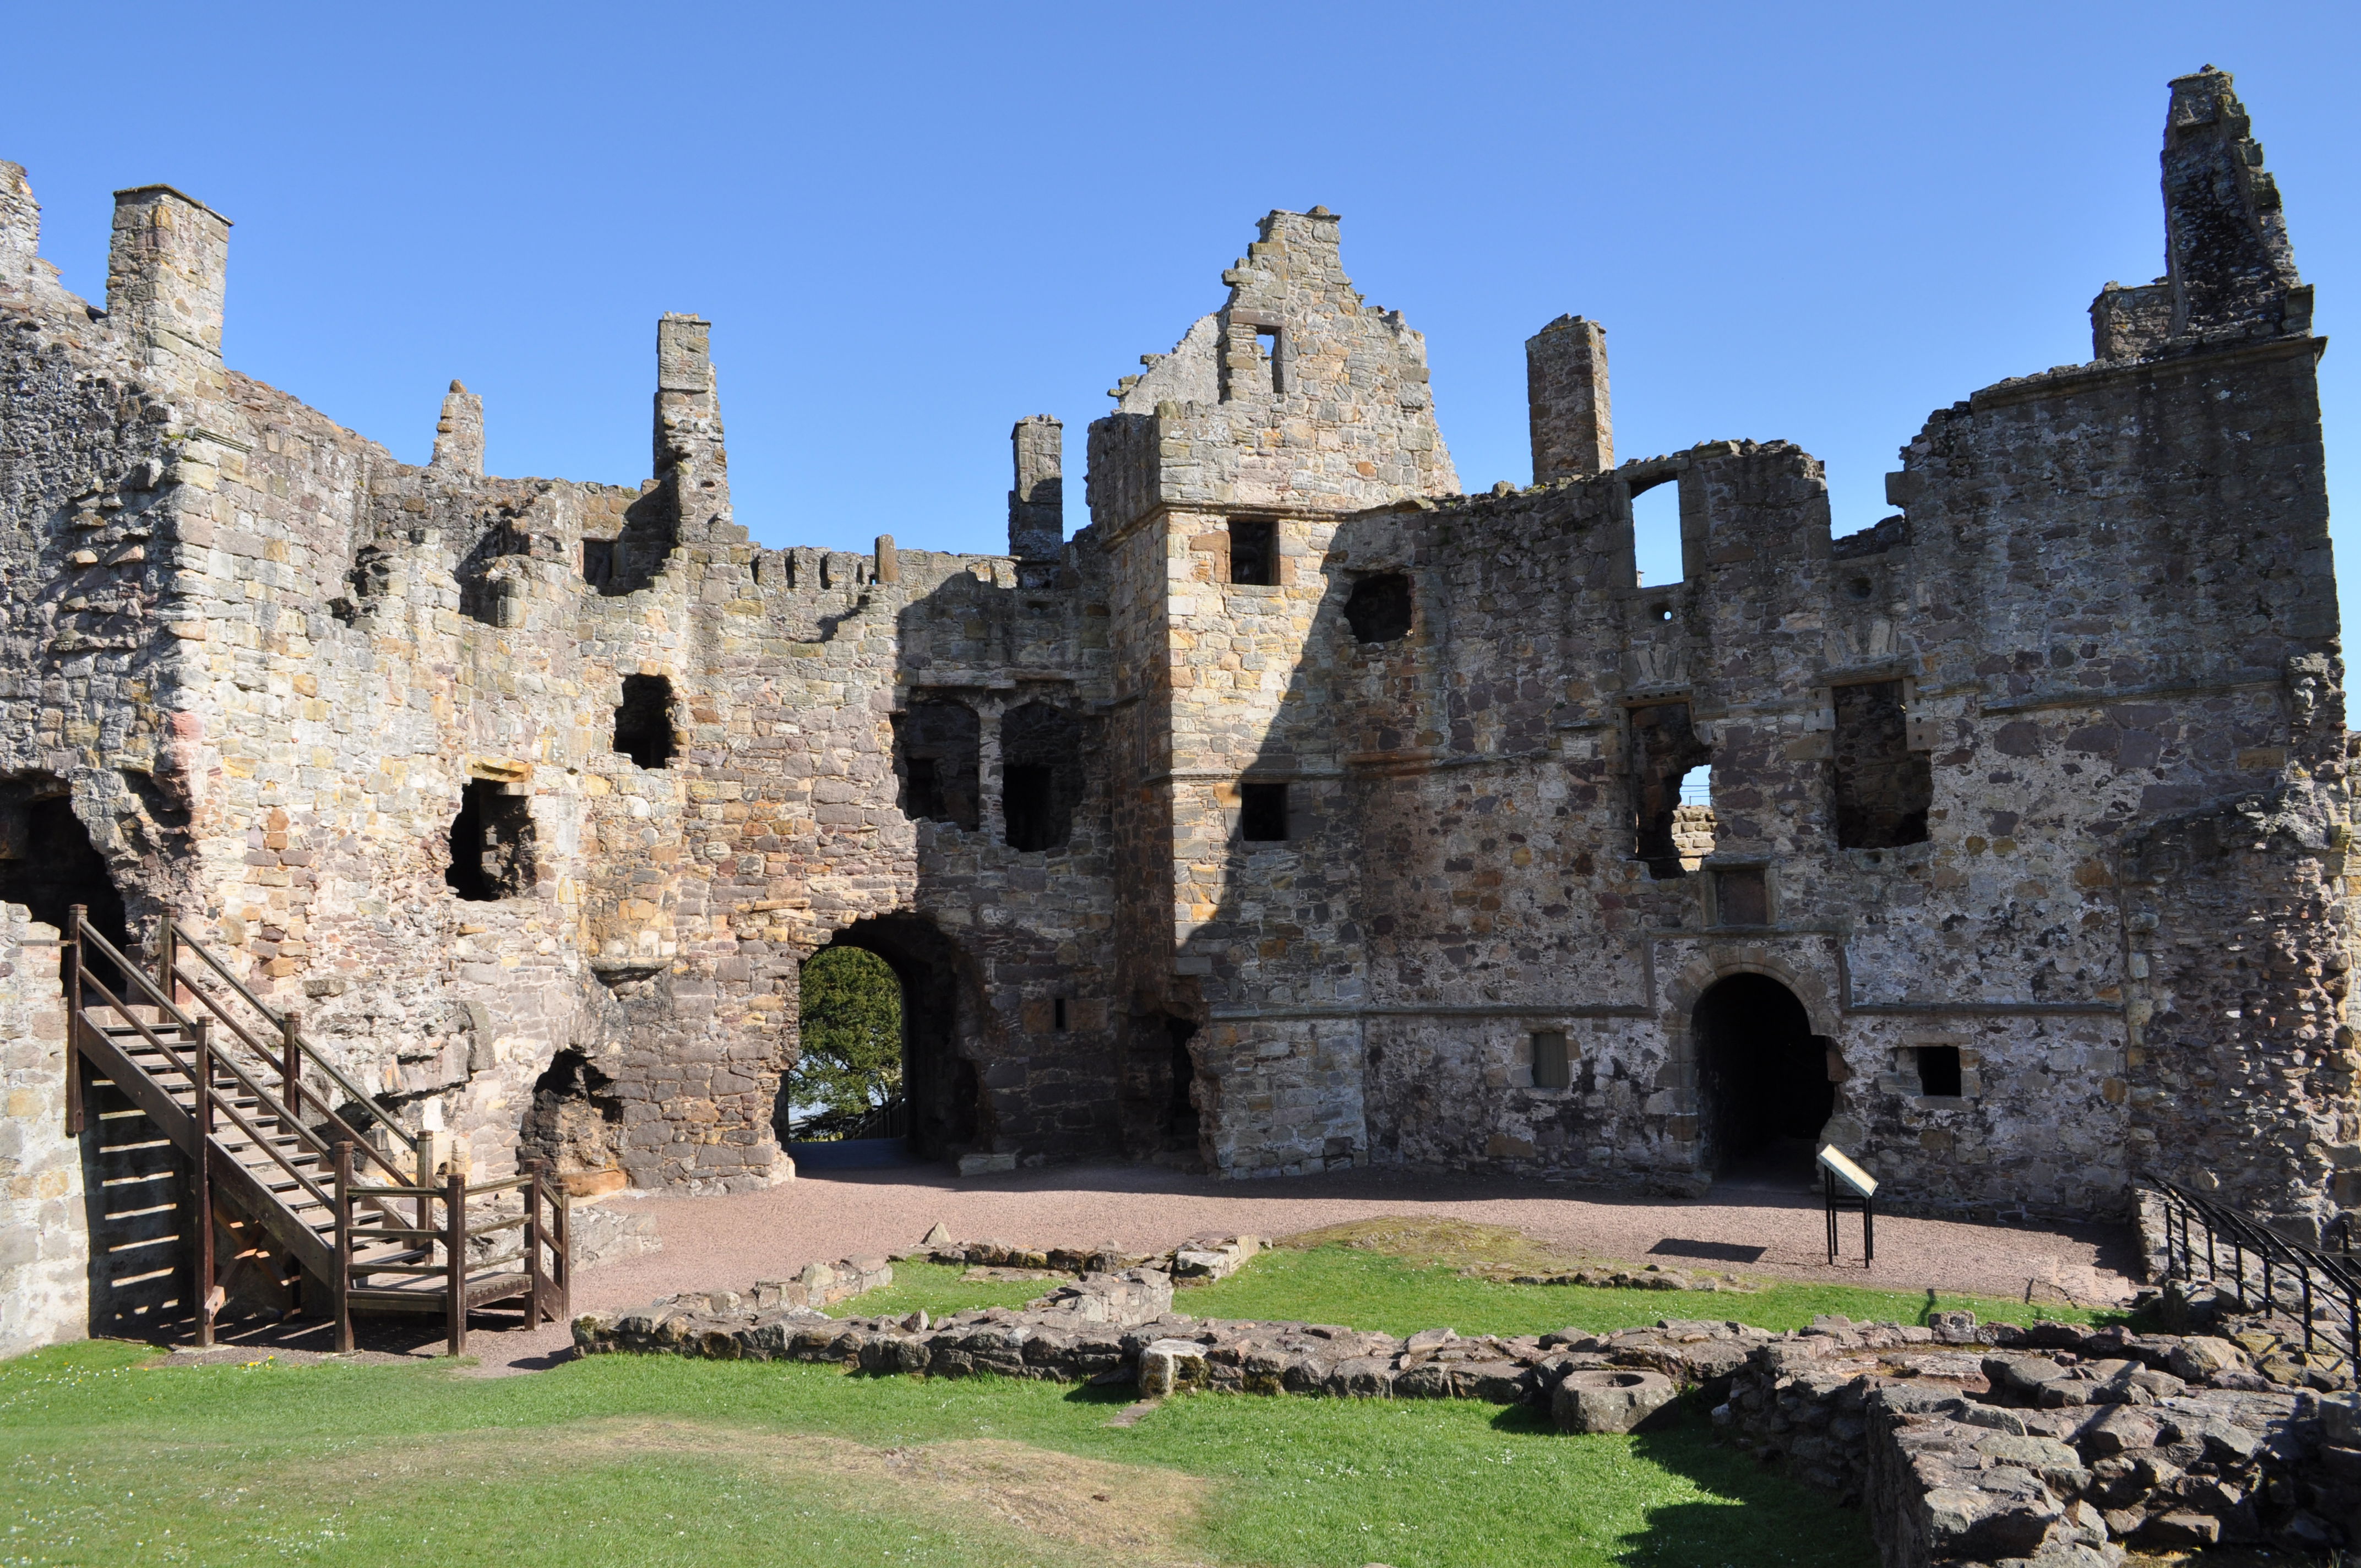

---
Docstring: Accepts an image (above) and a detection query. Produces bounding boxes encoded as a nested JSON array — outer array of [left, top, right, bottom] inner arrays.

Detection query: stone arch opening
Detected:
[[1691, 972, 1832, 1181], [784, 913, 981, 1160], [0, 785, 130, 990]]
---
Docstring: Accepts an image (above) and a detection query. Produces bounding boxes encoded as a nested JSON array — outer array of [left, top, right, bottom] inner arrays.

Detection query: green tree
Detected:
[[787, 945, 902, 1137]]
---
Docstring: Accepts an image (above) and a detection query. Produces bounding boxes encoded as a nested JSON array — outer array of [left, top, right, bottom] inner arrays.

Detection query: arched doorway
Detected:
[[774, 913, 980, 1163], [1692, 973, 1833, 1185]]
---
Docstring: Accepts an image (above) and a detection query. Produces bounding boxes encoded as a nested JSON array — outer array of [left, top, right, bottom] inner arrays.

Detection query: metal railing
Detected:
[[786, 1098, 910, 1142], [2153, 1176, 2361, 1363]]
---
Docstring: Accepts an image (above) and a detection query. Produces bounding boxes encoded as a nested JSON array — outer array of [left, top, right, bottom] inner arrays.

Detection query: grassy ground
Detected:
[[859, 1215, 2110, 1340], [2, 1218, 2094, 1565], [1178, 1245, 2106, 1337], [3, 1340, 1875, 1568]]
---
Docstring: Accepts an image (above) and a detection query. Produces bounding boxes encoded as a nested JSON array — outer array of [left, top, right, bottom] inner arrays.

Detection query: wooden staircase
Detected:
[[64, 908, 567, 1354]]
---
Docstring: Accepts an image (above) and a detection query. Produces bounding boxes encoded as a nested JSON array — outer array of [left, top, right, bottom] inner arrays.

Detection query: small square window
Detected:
[[1240, 781, 1288, 842], [1715, 867, 1767, 927], [1532, 1031, 1571, 1091], [1916, 1045, 1963, 1098]]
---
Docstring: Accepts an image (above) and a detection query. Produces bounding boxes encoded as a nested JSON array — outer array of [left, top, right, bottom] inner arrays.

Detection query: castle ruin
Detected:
[[0, 68, 2347, 1340]]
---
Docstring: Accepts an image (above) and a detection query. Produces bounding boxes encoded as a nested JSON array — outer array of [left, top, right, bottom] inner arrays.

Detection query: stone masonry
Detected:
[[0, 69, 2350, 1339]]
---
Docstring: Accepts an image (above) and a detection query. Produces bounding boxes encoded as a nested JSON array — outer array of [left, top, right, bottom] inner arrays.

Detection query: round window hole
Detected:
[[1653, 605, 1672, 622]]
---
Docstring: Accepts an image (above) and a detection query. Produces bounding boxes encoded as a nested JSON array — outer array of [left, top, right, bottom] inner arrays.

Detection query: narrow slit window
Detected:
[[1256, 326, 1284, 395], [1228, 519, 1277, 586], [1240, 781, 1288, 842], [1053, 998, 1068, 1032], [1916, 1045, 1963, 1098], [1532, 1030, 1571, 1091]]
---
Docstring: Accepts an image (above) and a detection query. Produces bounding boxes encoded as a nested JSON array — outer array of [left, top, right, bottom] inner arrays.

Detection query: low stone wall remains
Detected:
[[573, 1250, 2361, 1568]]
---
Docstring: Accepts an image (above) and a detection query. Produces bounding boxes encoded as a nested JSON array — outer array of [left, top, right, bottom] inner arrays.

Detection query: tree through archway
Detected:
[[774, 913, 980, 1160]]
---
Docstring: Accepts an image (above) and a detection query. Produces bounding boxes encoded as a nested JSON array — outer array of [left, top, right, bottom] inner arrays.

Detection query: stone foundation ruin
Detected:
[[0, 67, 2349, 1336]]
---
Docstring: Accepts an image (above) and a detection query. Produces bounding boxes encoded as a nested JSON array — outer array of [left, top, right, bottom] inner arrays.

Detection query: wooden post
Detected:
[[550, 1178, 570, 1323], [280, 1008, 302, 1122], [524, 1159, 545, 1327], [63, 904, 85, 1136], [156, 914, 176, 1009], [445, 1169, 467, 1357], [193, 1017, 215, 1348], [333, 1141, 353, 1353]]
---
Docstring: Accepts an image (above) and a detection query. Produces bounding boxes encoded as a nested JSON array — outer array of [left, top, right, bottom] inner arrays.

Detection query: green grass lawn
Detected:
[[1176, 1245, 2108, 1338], [2, 1340, 1875, 1568]]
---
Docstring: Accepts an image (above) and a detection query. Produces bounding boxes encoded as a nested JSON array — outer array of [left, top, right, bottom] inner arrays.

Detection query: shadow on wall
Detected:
[[868, 556, 1125, 1168]]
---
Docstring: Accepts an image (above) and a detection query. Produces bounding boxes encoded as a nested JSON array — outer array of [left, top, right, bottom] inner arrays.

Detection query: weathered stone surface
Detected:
[[0, 70, 2352, 1355], [1551, 1367, 1678, 1433]]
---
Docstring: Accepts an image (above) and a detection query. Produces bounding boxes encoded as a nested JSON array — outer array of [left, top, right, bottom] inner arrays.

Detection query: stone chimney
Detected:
[[431, 380, 485, 476], [106, 184, 230, 393], [654, 313, 739, 543], [1526, 314, 1612, 483], [1009, 415, 1063, 560]]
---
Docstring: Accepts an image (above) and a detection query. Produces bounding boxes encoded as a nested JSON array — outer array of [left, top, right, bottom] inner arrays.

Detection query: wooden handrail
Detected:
[[167, 915, 422, 1169]]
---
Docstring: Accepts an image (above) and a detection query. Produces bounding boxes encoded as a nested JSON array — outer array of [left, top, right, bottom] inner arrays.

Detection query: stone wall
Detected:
[[0, 67, 2347, 1282], [0, 902, 82, 1358]]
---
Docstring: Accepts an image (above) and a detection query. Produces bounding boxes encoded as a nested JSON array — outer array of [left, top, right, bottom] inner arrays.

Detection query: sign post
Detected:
[[1818, 1145, 1877, 1268]]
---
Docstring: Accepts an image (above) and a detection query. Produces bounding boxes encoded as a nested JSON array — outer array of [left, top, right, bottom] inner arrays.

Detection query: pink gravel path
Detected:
[[155, 1159, 2139, 1375]]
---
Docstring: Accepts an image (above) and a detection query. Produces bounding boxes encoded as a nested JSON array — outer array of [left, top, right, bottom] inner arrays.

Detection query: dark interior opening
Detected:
[[1693, 973, 1832, 1181], [1916, 1044, 1963, 1098], [777, 912, 979, 1160], [520, 1048, 624, 1174], [1344, 572, 1415, 644], [1053, 997, 1068, 1032], [894, 700, 981, 831], [1532, 1030, 1571, 1091], [445, 780, 535, 902], [1166, 1017, 1201, 1145], [999, 703, 1086, 852], [1229, 519, 1277, 586], [1631, 702, 1713, 879], [612, 674, 677, 770], [1240, 781, 1289, 842], [1831, 680, 1932, 849], [0, 791, 129, 992], [581, 538, 615, 589]]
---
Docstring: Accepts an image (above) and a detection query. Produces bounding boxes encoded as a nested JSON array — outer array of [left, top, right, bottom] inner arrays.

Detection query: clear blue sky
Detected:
[[5, 3, 2353, 620]]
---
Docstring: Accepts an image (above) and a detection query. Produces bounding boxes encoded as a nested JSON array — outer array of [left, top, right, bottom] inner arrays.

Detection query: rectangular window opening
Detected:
[[1831, 680, 1933, 849], [1256, 326, 1284, 395], [1916, 1045, 1963, 1098], [1531, 1030, 1571, 1091], [581, 538, 615, 588], [1053, 998, 1068, 1032], [1240, 780, 1289, 842], [1629, 476, 1682, 589], [1228, 519, 1277, 586]]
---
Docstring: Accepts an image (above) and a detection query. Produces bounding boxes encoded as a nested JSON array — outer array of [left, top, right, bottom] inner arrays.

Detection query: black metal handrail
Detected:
[[2152, 1177, 2361, 1363]]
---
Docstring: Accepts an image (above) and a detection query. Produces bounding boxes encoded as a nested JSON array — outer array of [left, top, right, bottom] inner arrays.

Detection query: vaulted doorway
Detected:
[[1692, 973, 1834, 1186]]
